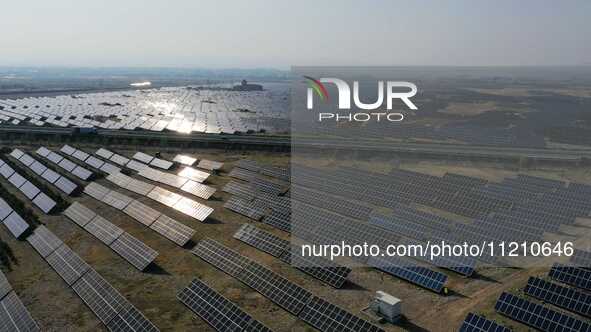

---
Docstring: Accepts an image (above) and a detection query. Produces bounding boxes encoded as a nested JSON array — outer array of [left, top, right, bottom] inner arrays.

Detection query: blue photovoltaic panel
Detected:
[[368, 256, 447, 293], [459, 312, 510, 332], [549, 263, 591, 291], [525, 277, 591, 318]]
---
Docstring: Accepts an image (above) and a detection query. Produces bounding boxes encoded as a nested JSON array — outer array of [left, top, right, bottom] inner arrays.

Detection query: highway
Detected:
[[1, 125, 590, 162]]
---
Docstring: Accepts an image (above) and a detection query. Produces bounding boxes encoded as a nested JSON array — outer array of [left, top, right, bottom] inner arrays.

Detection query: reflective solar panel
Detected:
[[149, 158, 173, 170], [32, 192, 57, 214], [9, 149, 24, 160], [180, 181, 216, 200], [58, 158, 77, 172], [178, 167, 209, 183], [0, 198, 12, 221], [36, 147, 51, 157], [0, 291, 40, 332], [47, 152, 64, 164], [525, 276, 591, 318], [126, 160, 149, 172], [72, 150, 90, 162], [172, 197, 214, 222], [84, 216, 124, 246], [123, 200, 160, 226], [149, 214, 195, 246], [2, 211, 30, 238], [459, 312, 510, 332], [110, 154, 130, 166], [132, 152, 154, 164], [173, 154, 196, 166], [39, 167, 59, 184], [0, 163, 15, 178], [299, 296, 384, 332], [96, 148, 114, 159], [72, 166, 93, 180], [29, 161, 47, 176], [64, 202, 97, 227], [46, 244, 91, 286], [86, 156, 105, 170], [100, 190, 133, 210], [8, 173, 26, 188], [125, 179, 155, 196], [109, 233, 158, 271], [99, 163, 121, 175], [84, 182, 110, 200], [197, 159, 223, 171], [177, 279, 272, 332], [18, 154, 35, 167], [60, 145, 76, 156], [147, 187, 182, 207], [26, 225, 63, 258], [54, 177, 77, 195], [19, 181, 40, 200], [495, 292, 590, 332]]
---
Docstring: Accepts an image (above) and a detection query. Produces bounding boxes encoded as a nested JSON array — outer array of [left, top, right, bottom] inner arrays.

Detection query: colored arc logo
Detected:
[[304, 76, 329, 101]]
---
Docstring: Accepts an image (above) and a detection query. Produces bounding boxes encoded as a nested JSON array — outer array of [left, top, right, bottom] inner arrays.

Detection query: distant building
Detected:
[[232, 80, 263, 91]]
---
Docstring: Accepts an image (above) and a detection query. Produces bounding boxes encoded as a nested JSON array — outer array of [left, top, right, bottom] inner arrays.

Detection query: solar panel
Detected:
[[26, 225, 63, 258], [177, 279, 272, 332], [178, 167, 209, 183], [0, 270, 11, 299], [299, 296, 384, 332], [0, 291, 40, 332], [8, 173, 26, 188], [132, 152, 154, 164], [30, 161, 47, 175], [72, 150, 89, 162], [86, 156, 105, 170], [32, 192, 57, 214], [123, 200, 161, 226], [85, 216, 125, 246], [0, 198, 13, 220], [173, 154, 196, 166], [41, 168, 60, 184], [96, 148, 114, 159], [63, 202, 97, 227], [58, 158, 77, 172], [149, 158, 173, 170], [105, 306, 159, 332], [571, 249, 591, 269], [18, 154, 35, 167], [84, 182, 110, 200], [525, 276, 591, 318], [0, 164, 15, 178], [234, 224, 288, 258], [125, 179, 155, 196], [191, 238, 252, 278], [149, 214, 195, 246], [106, 172, 133, 188], [54, 177, 77, 195], [181, 181, 216, 200], [60, 145, 76, 155], [172, 197, 214, 222], [126, 160, 149, 172], [197, 159, 223, 171], [2, 211, 30, 238], [367, 256, 447, 293], [47, 151, 64, 164], [46, 244, 91, 286], [71, 269, 131, 325], [549, 263, 591, 291], [9, 149, 24, 160], [110, 154, 130, 166], [281, 249, 351, 289], [19, 181, 40, 200], [109, 233, 158, 271], [100, 190, 133, 210], [147, 187, 182, 207], [459, 312, 510, 332], [36, 147, 51, 157], [72, 166, 93, 180], [223, 196, 267, 221], [495, 292, 590, 332], [99, 163, 121, 175], [228, 168, 258, 182]]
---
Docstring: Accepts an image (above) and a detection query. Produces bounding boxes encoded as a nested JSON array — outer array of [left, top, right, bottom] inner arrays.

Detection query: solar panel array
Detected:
[[525, 276, 591, 318], [0, 157, 57, 213], [549, 263, 591, 291], [459, 312, 510, 332], [177, 278, 272, 332], [0, 273, 40, 332], [191, 238, 382, 331], [0, 87, 288, 134], [0, 197, 30, 238], [58, 146, 122, 176], [137, 167, 215, 199], [223, 196, 267, 221], [233, 224, 351, 288], [82, 181, 196, 246], [13, 149, 79, 195], [495, 292, 590, 331], [367, 256, 448, 293], [25, 226, 159, 331], [172, 154, 196, 166], [36, 146, 93, 181], [571, 249, 591, 269], [235, 160, 289, 182], [197, 159, 224, 172], [63, 202, 158, 270]]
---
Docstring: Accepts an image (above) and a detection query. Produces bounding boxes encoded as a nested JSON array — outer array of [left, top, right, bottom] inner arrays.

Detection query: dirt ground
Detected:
[[1, 142, 590, 331]]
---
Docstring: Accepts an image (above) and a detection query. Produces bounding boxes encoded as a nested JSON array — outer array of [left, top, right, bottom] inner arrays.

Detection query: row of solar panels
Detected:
[[0, 158, 57, 213], [35, 147, 94, 180], [59, 145, 122, 175], [26, 225, 159, 331], [0, 197, 30, 239], [234, 159, 289, 182], [63, 202, 158, 270], [132, 152, 173, 170], [105, 171, 213, 222], [12, 149, 79, 196], [192, 238, 384, 332], [84, 182, 195, 246], [173, 154, 223, 171], [137, 167, 215, 200], [0, 270, 40, 331]]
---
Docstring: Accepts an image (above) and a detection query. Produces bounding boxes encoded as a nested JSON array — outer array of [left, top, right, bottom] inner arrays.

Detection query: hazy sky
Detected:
[[1, 0, 589, 68]]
